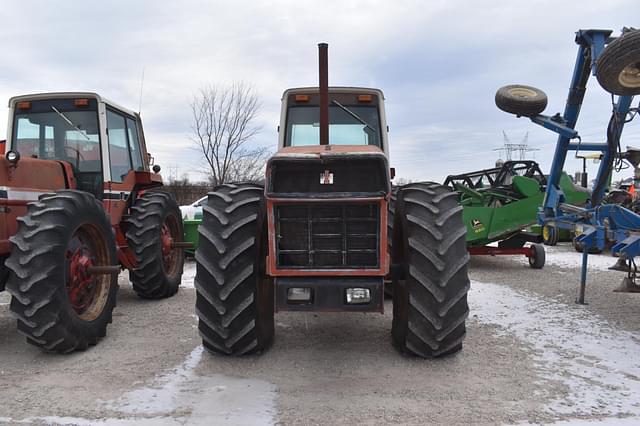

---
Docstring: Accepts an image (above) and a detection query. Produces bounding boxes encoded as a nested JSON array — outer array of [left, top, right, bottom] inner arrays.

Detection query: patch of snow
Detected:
[[180, 259, 196, 288], [471, 280, 640, 420], [6, 346, 276, 426]]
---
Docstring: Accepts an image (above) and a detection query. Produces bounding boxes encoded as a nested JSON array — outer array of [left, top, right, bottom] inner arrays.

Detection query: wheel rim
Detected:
[[508, 87, 538, 99], [542, 226, 550, 241], [65, 225, 111, 321], [160, 214, 180, 277], [619, 62, 640, 88]]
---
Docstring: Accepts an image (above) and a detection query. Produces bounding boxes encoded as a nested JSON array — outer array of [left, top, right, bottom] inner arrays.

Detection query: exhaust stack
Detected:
[[318, 43, 329, 146]]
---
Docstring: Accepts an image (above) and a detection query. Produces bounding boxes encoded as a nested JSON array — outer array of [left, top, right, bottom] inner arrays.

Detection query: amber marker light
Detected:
[[357, 94, 372, 103], [295, 94, 310, 102], [16, 101, 31, 110], [74, 98, 90, 107]]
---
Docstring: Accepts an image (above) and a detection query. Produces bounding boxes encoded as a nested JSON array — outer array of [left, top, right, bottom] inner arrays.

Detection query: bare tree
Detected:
[[190, 82, 269, 185]]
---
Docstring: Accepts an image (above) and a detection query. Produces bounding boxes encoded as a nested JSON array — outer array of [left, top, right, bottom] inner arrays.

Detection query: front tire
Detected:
[[126, 191, 184, 299], [5, 190, 118, 353], [391, 182, 470, 358], [194, 183, 274, 356]]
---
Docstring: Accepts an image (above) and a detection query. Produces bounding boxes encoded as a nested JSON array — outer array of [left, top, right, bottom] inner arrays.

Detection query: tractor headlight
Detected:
[[346, 288, 371, 304]]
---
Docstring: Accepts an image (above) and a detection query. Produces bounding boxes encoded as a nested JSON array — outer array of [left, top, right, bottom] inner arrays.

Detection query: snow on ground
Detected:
[[180, 258, 196, 288], [471, 280, 640, 421], [6, 345, 276, 426]]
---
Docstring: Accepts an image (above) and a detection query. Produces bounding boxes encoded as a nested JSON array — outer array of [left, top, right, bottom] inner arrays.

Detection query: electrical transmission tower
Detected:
[[494, 131, 539, 161]]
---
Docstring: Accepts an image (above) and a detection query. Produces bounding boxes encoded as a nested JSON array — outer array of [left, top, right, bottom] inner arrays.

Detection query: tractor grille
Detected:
[[275, 203, 380, 269]]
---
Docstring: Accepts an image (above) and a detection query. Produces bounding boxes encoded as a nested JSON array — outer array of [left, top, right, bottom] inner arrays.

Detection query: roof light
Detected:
[[74, 98, 90, 107], [295, 94, 310, 102], [357, 95, 373, 103], [16, 101, 31, 110]]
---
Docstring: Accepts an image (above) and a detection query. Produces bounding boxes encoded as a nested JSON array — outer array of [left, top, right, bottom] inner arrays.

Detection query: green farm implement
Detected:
[[444, 160, 589, 267]]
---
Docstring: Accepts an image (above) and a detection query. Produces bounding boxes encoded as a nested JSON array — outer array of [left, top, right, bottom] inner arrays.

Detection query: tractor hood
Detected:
[[0, 155, 70, 256], [266, 145, 390, 198]]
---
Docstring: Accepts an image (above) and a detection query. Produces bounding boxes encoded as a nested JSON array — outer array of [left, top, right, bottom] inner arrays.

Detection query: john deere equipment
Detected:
[[497, 27, 640, 302], [444, 160, 589, 268], [194, 44, 470, 358]]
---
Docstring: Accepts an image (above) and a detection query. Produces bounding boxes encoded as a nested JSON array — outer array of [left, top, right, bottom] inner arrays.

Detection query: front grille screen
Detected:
[[276, 203, 380, 269]]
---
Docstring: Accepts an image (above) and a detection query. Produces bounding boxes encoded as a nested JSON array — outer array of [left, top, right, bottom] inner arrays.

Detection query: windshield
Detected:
[[285, 104, 381, 147], [11, 98, 101, 173]]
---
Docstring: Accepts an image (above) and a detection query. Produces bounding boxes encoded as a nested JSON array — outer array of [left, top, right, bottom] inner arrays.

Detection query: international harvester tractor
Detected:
[[194, 44, 470, 358], [0, 93, 185, 352]]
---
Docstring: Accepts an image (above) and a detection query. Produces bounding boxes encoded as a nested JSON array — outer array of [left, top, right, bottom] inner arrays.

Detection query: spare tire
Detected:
[[495, 85, 548, 117], [596, 29, 640, 96]]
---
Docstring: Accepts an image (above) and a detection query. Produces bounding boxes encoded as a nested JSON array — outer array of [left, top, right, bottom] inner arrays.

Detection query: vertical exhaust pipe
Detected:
[[318, 43, 329, 146]]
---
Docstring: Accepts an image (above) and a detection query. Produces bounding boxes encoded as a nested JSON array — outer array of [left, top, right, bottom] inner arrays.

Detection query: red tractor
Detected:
[[194, 45, 470, 358], [0, 93, 185, 352]]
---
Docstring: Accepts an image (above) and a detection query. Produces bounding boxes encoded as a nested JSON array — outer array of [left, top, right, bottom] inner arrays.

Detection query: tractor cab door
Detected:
[[104, 108, 146, 221]]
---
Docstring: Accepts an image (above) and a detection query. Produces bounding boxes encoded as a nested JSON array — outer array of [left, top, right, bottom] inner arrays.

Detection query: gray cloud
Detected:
[[1, 0, 638, 184]]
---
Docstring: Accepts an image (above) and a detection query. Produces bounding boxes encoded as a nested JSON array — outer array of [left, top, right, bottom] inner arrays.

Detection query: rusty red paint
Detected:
[[468, 245, 535, 258], [66, 238, 97, 314]]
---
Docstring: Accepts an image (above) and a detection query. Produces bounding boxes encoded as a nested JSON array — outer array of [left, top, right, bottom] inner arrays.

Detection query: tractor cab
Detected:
[[5, 93, 151, 199], [277, 87, 389, 155]]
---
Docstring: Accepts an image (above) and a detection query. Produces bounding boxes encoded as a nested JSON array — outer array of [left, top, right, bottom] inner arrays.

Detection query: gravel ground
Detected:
[[1, 243, 639, 425]]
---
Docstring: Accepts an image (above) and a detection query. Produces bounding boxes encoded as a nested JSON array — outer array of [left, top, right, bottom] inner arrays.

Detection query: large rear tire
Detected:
[[596, 29, 640, 96], [126, 191, 184, 299], [495, 84, 548, 117], [194, 183, 274, 356], [385, 186, 399, 299], [5, 190, 118, 353], [391, 182, 470, 358]]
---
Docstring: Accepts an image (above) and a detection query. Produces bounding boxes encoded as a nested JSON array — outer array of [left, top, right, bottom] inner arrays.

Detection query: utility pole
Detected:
[[494, 131, 539, 161]]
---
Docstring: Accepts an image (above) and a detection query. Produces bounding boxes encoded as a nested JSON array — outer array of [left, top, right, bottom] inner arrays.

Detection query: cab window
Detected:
[[285, 104, 382, 147], [106, 109, 132, 183]]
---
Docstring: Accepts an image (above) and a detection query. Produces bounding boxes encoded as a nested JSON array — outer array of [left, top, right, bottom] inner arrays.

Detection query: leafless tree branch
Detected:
[[190, 82, 267, 186]]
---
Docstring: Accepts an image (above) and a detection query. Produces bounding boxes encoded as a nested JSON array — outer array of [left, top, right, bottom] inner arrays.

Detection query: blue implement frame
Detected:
[[519, 29, 640, 303]]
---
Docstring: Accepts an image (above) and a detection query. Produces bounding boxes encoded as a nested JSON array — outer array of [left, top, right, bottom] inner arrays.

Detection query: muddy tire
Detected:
[[194, 183, 274, 356], [495, 84, 548, 117], [0, 257, 8, 291], [542, 225, 558, 246], [126, 191, 184, 299], [528, 244, 545, 269], [5, 190, 118, 353], [596, 29, 640, 96], [391, 182, 470, 358]]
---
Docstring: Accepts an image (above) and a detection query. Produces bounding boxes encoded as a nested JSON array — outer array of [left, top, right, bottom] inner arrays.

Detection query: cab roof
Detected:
[[281, 86, 385, 100], [8, 92, 139, 118]]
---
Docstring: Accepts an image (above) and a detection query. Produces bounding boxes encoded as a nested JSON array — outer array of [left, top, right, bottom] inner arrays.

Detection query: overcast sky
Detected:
[[1, 0, 638, 185]]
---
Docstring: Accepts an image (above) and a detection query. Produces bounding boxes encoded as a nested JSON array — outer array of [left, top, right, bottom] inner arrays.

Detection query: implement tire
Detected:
[[5, 190, 118, 353], [391, 182, 470, 358], [126, 191, 184, 299], [596, 29, 640, 96], [194, 183, 274, 356], [495, 84, 548, 117], [542, 225, 558, 246]]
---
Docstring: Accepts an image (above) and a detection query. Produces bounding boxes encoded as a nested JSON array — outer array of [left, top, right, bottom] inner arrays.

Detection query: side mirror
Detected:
[[6, 150, 20, 166], [152, 164, 161, 173]]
